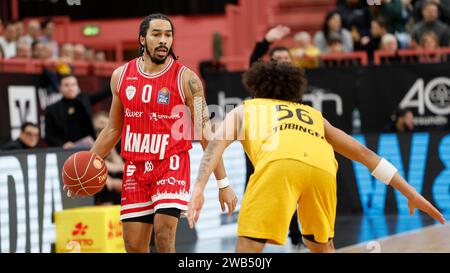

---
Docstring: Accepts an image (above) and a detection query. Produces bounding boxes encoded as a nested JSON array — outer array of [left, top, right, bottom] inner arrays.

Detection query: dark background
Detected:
[[17, 0, 239, 20]]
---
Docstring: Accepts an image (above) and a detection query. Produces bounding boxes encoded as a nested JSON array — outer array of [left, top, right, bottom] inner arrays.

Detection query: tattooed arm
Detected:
[[193, 105, 244, 191], [183, 69, 228, 180], [183, 68, 241, 221], [187, 105, 244, 228]]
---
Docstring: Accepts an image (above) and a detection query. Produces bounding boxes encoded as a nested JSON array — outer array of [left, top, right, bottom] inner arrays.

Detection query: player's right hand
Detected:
[[408, 194, 446, 224], [63, 185, 76, 199], [265, 25, 290, 43], [187, 187, 205, 229]]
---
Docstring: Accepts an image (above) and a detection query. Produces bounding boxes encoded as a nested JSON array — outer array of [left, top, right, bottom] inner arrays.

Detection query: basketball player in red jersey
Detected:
[[63, 13, 238, 253]]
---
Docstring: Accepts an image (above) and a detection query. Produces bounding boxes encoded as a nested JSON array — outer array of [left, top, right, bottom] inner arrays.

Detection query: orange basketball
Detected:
[[62, 151, 108, 197]]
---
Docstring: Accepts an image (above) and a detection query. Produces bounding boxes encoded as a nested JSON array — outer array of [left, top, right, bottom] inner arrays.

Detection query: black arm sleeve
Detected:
[[249, 39, 271, 66]]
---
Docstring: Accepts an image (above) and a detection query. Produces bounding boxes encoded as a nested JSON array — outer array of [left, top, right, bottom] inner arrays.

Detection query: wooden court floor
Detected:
[[337, 223, 450, 253]]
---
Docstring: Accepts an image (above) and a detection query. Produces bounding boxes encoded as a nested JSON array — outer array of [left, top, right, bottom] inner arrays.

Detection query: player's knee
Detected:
[[236, 236, 266, 253], [302, 236, 335, 253], [124, 238, 149, 253], [153, 210, 179, 247], [154, 225, 175, 245], [307, 243, 334, 253]]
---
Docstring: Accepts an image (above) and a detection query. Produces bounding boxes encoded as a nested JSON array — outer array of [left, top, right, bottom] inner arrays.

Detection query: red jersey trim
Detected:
[[136, 57, 174, 79], [177, 66, 187, 103], [117, 63, 128, 95]]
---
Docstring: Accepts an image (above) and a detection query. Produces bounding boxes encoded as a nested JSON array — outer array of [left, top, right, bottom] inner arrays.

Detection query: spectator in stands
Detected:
[[336, 0, 372, 46], [386, 108, 415, 132], [32, 40, 53, 60], [411, 1, 450, 47], [369, 0, 412, 48], [249, 25, 291, 65], [19, 19, 42, 46], [95, 50, 106, 62], [0, 122, 40, 150], [326, 32, 345, 53], [14, 41, 32, 59], [85, 46, 96, 63], [41, 43, 55, 61], [381, 33, 399, 51], [421, 30, 440, 49], [0, 21, 18, 58], [73, 43, 86, 61], [31, 41, 44, 59], [45, 74, 111, 148], [268, 46, 292, 63], [314, 11, 354, 53], [360, 17, 389, 62], [14, 20, 25, 41], [419, 31, 443, 62], [40, 18, 59, 58], [379, 33, 402, 63], [93, 111, 123, 205], [290, 31, 321, 69], [59, 43, 74, 62], [0, 45, 4, 59], [414, 0, 450, 24]]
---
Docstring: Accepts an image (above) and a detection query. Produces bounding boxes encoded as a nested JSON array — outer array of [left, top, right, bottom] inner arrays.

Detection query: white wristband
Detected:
[[216, 177, 230, 189], [371, 158, 398, 185]]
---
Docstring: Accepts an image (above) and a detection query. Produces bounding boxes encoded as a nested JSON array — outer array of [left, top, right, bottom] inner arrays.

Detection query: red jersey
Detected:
[[117, 57, 192, 161]]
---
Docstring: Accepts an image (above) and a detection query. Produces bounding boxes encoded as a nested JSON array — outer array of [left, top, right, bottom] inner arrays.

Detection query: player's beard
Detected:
[[144, 41, 169, 65]]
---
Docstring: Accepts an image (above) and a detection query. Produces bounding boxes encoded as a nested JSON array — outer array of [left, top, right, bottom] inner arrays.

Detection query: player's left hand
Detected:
[[408, 193, 446, 224], [218, 186, 238, 217], [187, 186, 205, 229]]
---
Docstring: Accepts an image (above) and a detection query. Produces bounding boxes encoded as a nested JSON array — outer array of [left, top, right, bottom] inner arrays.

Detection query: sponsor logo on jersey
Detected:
[[126, 77, 139, 81], [149, 112, 181, 121], [123, 179, 136, 191], [156, 177, 186, 186], [144, 161, 154, 174], [125, 108, 143, 118], [124, 125, 170, 160], [126, 85, 136, 100], [126, 164, 136, 177], [157, 87, 170, 104]]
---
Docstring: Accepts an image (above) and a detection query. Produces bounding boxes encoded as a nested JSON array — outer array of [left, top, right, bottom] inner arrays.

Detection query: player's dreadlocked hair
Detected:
[[243, 61, 307, 103], [138, 13, 178, 60]]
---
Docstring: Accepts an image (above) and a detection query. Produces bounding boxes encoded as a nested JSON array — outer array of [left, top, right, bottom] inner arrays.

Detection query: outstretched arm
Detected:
[[183, 69, 238, 215], [187, 105, 244, 228], [249, 25, 291, 65], [324, 118, 446, 224], [192, 105, 243, 191]]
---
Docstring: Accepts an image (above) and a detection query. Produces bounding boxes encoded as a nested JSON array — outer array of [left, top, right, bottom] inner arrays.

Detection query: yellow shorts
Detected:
[[238, 159, 337, 245]]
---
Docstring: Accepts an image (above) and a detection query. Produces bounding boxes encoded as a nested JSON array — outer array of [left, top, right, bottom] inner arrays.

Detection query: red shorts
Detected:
[[120, 151, 190, 221]]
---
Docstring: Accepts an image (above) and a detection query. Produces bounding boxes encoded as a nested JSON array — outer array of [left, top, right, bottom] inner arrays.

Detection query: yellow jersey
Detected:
[[241, 98, 338, 177]]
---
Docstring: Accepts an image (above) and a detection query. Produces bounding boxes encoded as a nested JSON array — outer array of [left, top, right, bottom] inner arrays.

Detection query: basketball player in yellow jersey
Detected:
[[186, 61, 446, 253]]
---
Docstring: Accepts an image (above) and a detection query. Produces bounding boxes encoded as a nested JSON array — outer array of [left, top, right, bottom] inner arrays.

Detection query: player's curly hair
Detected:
[[138, 13, 178, 60], [243, 61, 307, 103]]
